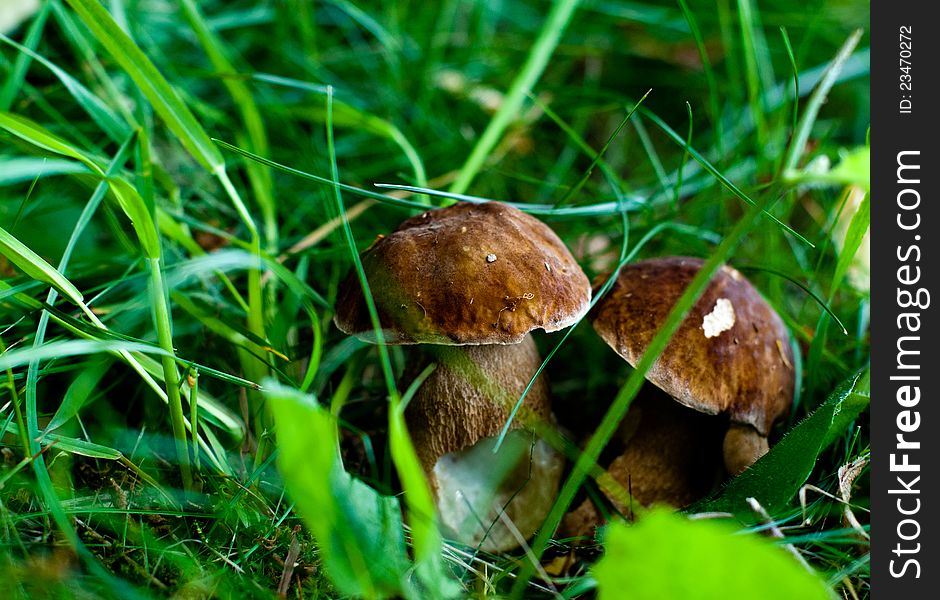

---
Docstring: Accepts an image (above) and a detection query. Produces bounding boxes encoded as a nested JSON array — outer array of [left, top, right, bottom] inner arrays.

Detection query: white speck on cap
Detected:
[[486, 254, 497, 263], [702, 298, 735, 338]]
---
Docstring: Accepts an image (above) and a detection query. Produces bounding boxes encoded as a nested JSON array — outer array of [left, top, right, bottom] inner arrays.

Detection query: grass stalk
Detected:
[[449, 0, 582, 195], [148, 257, 193, 491]]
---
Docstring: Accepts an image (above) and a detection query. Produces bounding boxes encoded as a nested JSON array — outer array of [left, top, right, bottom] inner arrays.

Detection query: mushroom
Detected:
[[565, 257, 793, 535], [334, 201, 590, 551], [559, 388, 725, 539]]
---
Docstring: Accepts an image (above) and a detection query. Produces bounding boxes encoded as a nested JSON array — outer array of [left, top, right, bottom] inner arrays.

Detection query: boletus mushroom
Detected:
[[334, 201, 590, 551], [564, 257, 794, 536]]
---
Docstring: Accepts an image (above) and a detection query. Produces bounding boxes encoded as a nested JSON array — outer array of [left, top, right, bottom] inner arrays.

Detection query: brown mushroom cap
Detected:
[[590, 256, 794, 437], [334, 201, 591, 345], [406, 337, 563, 551]]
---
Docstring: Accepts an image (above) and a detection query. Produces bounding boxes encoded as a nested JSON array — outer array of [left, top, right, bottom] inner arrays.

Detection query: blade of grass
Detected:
[[639, 107, 813, 247], [0, 226, 83, 305], [45, 359, 110, 433], [176, 0, 277, 253], [781, 29, 863, 176], [0, 33, 130, 143], [215, 137, 646, 217], [494, 220, 720, 450], [779, 27, 799, 149], [449, 0, 582, 195], [63, 0, 270, 447], [631, 114, 670, 193], [736, 0, 766, 145], [677, 0, 723, 153], [63, 0, 223, 172], [673, 102, 693, 209], [0, 111, 106, 174], [735, 266, 847, 335], [530, 92, 629, 196], [0, 0, 51, 110], [554, 91, 649, 207]]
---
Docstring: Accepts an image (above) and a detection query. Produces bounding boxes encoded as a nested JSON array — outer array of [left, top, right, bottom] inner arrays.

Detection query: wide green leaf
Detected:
[[594, 509, 831, 600], [266, 384, 426, 600], [830, 188, 869, 295], [689, 368, 870, 516]]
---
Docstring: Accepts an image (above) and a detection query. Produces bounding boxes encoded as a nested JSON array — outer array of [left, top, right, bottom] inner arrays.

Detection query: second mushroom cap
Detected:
[[590, 256, 795, 474]]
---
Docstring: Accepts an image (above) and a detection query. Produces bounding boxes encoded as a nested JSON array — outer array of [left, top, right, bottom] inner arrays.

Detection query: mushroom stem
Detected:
[[405, 336, 563, 552], [722, 422, 769, 475]]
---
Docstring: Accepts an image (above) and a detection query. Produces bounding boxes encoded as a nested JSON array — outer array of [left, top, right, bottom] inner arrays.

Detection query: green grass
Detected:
[[1, 0, 869, 598]]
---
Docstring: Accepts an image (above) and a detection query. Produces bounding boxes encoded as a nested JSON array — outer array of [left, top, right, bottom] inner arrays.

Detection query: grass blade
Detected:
[[449, 0, 583, 195], [0, 32, 130, 143], [639, 108, 813, 247], [63, 0, 224, 172], [0, 225, 83, 304], [781, 29, 864, 176], [323, 88, 456, 597], [0, 111, 104, 174]]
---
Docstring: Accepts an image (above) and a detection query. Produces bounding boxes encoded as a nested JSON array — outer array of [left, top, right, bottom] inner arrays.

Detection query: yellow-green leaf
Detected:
[[594, 510, 831, 600]]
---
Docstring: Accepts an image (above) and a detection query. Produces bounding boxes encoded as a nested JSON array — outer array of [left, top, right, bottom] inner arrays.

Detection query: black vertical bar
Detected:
[[872, 2, 937, 597]]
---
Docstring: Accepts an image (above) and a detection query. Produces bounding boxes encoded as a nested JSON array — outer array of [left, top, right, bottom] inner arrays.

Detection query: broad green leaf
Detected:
[[388, 407, 458, 598], [689, 368, 870, 516], [64, 0, 224, 172], [594, 510, 831, 600], [266, 384, 420, 599], [789, 146, 871, 191], [0, 225, 84, 305], [828, 146, 871, 190], [0, 111, 104, 174]]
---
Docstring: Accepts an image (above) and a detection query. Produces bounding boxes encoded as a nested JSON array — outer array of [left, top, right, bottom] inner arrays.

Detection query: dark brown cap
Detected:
[[590, 256, 794, 437], [334, 201, 590, 345]]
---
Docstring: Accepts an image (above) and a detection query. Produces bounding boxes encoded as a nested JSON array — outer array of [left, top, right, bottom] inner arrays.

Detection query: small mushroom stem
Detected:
[[723, 422, 769, 475], [405, 336, 563, 552]]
